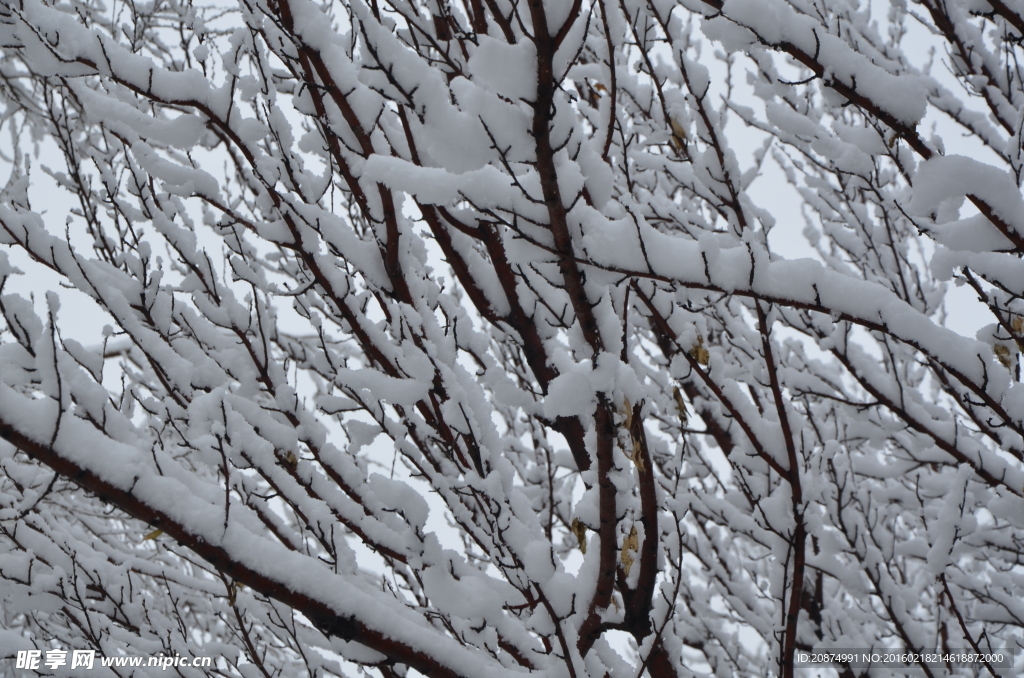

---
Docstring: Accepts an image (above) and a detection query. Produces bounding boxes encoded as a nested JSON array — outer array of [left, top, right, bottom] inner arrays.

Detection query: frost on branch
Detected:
[[1, 0, 1024, 676]]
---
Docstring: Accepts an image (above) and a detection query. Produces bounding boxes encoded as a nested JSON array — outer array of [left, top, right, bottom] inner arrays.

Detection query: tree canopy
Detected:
[[1, 0, 1023, 675]]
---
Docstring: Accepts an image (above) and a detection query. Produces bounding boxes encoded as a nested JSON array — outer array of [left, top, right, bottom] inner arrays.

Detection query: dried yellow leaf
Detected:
[[994, 343, 1014, 369], [620, 398, 632, 429], [672, 386, 688, 426], [631, 438, 645, 474], [570, 518, 588, 554], [690, 335, 710, 366], [228, 581, 245, 605], [142, 529, 163, 541], [669, 118, 688, 155], [620, 551, 634, 577], [620, 526, 639, 576]]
